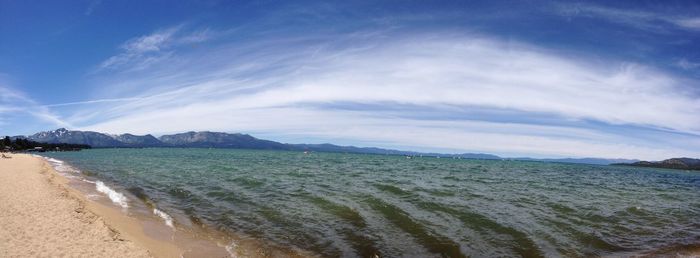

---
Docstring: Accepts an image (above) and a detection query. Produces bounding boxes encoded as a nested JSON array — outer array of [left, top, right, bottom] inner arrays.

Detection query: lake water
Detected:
[[43, 148, 700, 257]]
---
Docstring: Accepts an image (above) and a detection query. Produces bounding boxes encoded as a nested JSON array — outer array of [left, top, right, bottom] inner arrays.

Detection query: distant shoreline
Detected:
[[9, 128, 641, 165], [613, 157, 700, 171]]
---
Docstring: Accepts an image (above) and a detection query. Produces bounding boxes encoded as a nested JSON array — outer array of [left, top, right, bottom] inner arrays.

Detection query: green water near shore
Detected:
[[44, 148, 700, 257]]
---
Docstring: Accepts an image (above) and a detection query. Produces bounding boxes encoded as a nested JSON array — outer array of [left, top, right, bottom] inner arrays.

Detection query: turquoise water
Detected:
[[44, 148, 700, 257]]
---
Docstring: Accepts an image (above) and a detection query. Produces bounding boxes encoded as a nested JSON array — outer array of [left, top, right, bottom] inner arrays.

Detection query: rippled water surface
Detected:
[[44, 148, 700, 257]]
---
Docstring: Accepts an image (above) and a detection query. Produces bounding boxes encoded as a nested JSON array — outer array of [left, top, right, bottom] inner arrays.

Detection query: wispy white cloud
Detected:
[[98, 27, 178, 71], [84, 0, 102, 16], [672, 17, 700, 30], [123, 29, 177, 53], [556, 3, 700, 32], [0, 79, 72, 132], [71, 30, 700, 160], [97, 26, 217, 72], [42, 97, 144, 107], [676, 58, 700, 70], [177, 28, 215, 44]]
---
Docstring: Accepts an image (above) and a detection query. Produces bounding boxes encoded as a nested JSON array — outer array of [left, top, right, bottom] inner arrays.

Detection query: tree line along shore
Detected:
[[0, 136, 90, 152]]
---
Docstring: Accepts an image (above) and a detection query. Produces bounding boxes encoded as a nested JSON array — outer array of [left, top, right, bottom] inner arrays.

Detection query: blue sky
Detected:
[[1, 0, 700, 159]]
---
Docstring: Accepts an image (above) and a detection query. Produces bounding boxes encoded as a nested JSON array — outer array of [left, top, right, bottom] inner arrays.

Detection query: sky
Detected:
[[1, 0, 700, 160]]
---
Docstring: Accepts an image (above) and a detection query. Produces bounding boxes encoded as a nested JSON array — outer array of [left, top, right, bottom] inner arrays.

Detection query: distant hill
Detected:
[[513, 157, 639, 166], [28, 128, 125, 148], [616, 158, 700, 171], [290, 143, 500, 159], [113, 133, 163, 147], [158, 131, 289, 149], [22, 129, 503, 158], [12, 128, 647, 165]]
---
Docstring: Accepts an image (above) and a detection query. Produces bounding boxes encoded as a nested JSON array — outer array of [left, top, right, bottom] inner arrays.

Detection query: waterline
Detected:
[[95, 181, 129, 209]]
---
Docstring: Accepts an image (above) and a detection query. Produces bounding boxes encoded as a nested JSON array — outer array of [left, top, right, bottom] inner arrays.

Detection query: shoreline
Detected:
[[42, 152, 315, 258], [55, 172, 186, 258], [16, 153, 308, 258], [0, 153, 234, 258], [0, 153, 154, 257]]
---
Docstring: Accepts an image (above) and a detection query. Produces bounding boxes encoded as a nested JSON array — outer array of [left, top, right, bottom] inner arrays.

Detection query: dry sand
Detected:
[[0, 153, 156, 257]]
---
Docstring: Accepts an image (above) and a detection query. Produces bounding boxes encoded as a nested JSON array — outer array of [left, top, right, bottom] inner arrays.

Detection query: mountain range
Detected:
[[18, 128, 497, 158], [616, 158, 700, 171], [13, 128, 639, 165]]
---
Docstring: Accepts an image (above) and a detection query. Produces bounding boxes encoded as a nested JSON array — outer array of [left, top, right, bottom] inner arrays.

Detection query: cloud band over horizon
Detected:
[[66, 30, 700, 160]]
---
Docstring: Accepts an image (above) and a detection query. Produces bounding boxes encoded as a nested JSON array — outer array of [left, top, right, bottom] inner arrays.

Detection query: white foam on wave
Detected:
[[153, 208, 175, 229], [59, 174, 81, 180], [40, 157, 130, 210], [54, 164, 75, 173], [224, 241, 239, 258], [41, 157, 80, 177], [46, 157, 64, 164], [95, 181, 129, 208]]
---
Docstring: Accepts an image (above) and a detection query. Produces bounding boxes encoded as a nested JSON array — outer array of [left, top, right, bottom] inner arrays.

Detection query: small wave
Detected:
[[153, 208, 175, 229], [54, 164, 78, 174], [224, 241, 238, 258], [95, 181, 129, 208], [46, 157, 64, 164], [60, 174, 81, 180], [42, 157, 81, 177]]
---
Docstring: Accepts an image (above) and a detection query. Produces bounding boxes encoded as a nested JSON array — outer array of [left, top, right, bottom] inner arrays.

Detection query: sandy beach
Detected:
[[0, 153, 168, 257]]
